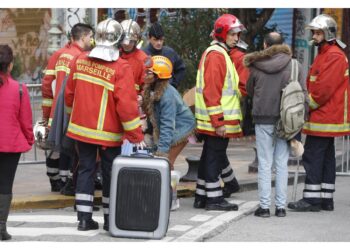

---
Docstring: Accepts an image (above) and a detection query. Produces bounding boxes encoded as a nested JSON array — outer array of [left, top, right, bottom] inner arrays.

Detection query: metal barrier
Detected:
[[336, 136, 350, 176], [19, 84, 47, 165]]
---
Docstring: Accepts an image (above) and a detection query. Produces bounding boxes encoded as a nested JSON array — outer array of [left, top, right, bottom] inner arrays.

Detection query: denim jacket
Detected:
[[143, 81, 195, 154]]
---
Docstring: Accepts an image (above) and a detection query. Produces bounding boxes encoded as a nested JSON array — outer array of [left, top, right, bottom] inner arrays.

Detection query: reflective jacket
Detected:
[[195, 43, 242, 138], [230, 47, 249, 97], [41, 43, 70, 121], [47, 43, 83, 127], [64, 52, 143, 147], [303, 42, 350, 137], [120, 48, 148, 94]]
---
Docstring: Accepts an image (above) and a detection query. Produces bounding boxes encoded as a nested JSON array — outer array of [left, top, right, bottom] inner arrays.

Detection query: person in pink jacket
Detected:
[[0, 45, 34, 241]]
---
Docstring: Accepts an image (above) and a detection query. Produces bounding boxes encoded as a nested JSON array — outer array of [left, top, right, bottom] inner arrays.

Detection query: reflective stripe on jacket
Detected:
[[303, 43, 350, 137], [64, 53, 143, 147], [195, 44, 242, 137]]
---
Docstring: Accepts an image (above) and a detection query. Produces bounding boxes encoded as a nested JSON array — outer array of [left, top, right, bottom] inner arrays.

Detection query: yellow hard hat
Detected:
[[149, 55, 173, 79]]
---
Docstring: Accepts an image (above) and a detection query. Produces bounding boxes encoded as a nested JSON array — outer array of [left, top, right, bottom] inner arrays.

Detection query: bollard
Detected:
[[180, 156, 200, 182]]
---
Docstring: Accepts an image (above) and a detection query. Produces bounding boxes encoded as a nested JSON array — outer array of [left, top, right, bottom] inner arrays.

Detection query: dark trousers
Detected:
[[0, 153, 21, 194], [75, 141, 120, 221], [302, 135, 336, 205], [195, 135, 229, 204]]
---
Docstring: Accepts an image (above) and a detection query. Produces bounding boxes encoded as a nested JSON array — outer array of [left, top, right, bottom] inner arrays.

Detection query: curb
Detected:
[[10, 173, 305, 211]]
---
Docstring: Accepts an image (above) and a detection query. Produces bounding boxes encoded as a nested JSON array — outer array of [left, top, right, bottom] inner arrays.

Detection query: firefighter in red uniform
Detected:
[[65, 18, 144, 231], [41, 42, 71, 192], [288, 14, 349, 212], [42, 24, 94, 193], [120, 19, 148, 128], [194, 14, 244, 211], [120, 19, 148, 94]]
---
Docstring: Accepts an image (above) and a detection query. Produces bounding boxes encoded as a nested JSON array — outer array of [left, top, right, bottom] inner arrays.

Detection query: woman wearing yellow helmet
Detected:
[[142, 55, 195, 170]]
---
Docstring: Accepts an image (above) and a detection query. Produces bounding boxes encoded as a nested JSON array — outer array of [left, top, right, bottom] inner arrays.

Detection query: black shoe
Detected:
[[60, 178, 75, 196], [77, 219, 99, 231], [321, 203, 334, 211], [193, 199, 206, 209], [222, 185, 240, 198], [222, 179, 240, 198], [50, 179, 64, 192], [254, 207, 270, 218], [206, 199, 238, 211], [0, 223, 12, 241], [287, 199, 321, 212], [103, 223, 109, 231], [275, 207, 286, 217]]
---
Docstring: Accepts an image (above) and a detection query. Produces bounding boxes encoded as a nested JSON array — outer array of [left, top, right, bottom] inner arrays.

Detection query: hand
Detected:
[[135, 140, 147, 150], [215, 125, 226, 137]]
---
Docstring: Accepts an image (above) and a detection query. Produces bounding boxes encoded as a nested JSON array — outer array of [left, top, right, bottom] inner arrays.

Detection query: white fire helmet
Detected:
[[33, 121, 51, 150], [88, 18, 123, 61], [306, 14, 346, 49], [121, 19, 141, 45]]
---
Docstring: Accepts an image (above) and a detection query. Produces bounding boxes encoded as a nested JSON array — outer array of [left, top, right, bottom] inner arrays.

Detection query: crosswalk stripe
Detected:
[[8, 227, 103, 237], [8, 215, 104, 224], [174, 201, 259, 242]]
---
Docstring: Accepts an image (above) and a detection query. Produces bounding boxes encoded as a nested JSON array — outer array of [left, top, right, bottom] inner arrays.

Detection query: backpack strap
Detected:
[[290, 59, 298, 82]]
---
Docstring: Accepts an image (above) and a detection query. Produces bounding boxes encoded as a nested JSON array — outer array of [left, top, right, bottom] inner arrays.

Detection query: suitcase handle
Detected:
[[130, 152, 154, 158]]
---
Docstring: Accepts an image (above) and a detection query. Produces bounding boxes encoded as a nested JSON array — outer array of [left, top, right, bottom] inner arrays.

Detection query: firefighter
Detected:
[[288, 14, 350, 212], [194, 14, 243, 211], [41, 41, 70, 193], [120, 19, 148, 131], [41, 24, 93, 193], [64, 18, 145, 231], [50, 23, 94, 195], [120, 19, 148, 94], [220, 19, 249, 198]]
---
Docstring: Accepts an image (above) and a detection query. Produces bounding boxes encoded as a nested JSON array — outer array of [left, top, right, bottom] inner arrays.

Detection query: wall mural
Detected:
[[0, 9, 51, 84]]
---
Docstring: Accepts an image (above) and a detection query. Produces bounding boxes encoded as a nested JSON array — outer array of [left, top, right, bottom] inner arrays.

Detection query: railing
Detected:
[[19, 84, 47, 165], [337, 136, 350, 176]]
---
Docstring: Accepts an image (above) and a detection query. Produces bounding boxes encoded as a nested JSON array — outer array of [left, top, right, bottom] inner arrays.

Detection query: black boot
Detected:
[[50, 179, 64, 192], [222, 178, 240, 198], [0, 194, 12, 241], [60, 177, 75, 196]]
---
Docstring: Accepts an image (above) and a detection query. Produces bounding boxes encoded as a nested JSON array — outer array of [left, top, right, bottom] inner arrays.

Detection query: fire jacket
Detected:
[[120, 48, 148, 94], [195, 43, 242, 138], [41, 43, 70, 121], [47, 43, 84, 127], [303, 42, 350, 137], [230, 47, 249, 97], [64, 52, 144, 147]]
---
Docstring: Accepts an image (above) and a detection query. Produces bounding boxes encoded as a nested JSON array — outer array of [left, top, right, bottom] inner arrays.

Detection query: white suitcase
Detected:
[[109, 154, 171, 239]]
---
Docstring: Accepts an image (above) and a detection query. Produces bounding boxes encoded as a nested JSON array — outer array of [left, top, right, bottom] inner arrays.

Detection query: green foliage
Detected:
[[160, 9, 275, 94], [161, 9, 225, 93]]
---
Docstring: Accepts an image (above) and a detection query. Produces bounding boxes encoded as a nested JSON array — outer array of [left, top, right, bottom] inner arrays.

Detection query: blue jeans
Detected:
[[255, 124, 289, 209]]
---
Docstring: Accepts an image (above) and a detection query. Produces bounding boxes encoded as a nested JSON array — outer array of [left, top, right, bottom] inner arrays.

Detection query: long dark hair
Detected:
[[0, 45, 14, 86]]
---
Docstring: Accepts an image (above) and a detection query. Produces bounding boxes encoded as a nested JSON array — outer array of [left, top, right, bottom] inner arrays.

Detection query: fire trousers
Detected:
[[195, 135, 232, 204], [75, 141, 120, 221], [302, 135, 336, 206]]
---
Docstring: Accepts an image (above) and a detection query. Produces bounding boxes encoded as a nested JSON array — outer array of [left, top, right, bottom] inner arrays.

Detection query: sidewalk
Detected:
[[11, 136, 310, 210]]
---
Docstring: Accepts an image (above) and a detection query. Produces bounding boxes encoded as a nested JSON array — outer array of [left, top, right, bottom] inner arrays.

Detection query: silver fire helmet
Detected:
[[306, 14, 346, 49], [121, 19, 141, 45], [88, 18, 123, 61]]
